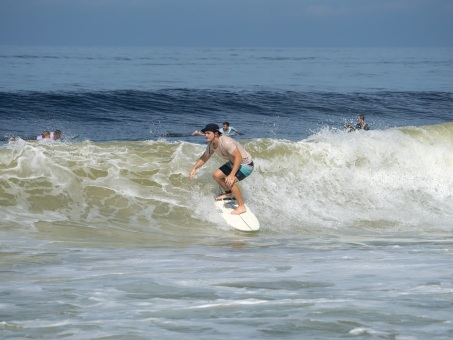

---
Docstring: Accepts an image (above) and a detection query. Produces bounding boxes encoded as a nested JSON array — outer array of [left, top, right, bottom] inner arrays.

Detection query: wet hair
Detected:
[[358, 115, 365, 120], [223, 122, 230, 126]]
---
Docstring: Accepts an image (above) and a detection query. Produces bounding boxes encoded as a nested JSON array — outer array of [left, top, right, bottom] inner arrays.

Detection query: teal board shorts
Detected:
[[219, 161, 254, 181]]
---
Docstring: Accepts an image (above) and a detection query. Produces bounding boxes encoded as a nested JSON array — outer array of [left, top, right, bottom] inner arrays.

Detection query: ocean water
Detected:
[[0, 46, 453, 339]]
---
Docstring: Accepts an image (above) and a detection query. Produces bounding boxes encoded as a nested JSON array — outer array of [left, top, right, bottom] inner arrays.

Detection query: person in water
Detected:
[[220, 122, 238, 136], [189, 123, 254, 215], [53, 130, 64, 140], [37, 130, 52, 141], [345, 115, 370, 131], [192, 121, 239, 137]]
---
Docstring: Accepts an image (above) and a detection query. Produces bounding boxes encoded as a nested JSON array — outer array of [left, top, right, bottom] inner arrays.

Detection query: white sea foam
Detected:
[[1, 124, 452, 235]]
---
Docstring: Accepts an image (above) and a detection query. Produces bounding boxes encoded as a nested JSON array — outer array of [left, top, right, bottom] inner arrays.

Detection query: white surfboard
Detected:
[[214, 198, 260, 232]]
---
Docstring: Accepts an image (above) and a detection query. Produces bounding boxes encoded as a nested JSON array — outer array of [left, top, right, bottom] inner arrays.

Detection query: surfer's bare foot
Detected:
[[231, 206, 246, 215], [215, 192, 233, 200]]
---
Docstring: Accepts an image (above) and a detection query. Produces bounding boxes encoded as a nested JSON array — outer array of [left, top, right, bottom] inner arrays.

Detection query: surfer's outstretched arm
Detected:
[[189, 153, 210, 179]]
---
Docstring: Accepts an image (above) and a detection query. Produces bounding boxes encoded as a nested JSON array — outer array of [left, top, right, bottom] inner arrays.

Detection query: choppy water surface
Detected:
[[1, 46, 452, 339]]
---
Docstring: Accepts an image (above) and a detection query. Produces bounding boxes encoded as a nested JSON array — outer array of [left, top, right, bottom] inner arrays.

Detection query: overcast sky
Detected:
[[1, 0, 452, 47]]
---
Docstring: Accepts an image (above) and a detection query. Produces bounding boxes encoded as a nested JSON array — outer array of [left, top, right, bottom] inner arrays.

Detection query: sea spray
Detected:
[[1, 123, 452, 237]]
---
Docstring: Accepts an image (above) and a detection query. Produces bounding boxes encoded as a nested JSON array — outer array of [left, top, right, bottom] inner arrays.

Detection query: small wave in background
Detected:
[[1, 89, 452, 144]]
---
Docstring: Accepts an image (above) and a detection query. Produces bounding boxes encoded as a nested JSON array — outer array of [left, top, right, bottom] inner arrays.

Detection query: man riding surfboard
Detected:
[[189, 123, 254, 215]]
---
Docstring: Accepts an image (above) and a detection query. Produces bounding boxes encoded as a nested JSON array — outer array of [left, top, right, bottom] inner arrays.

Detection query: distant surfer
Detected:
[[192, 122, 239, 137], [345, 115, 370, 131], [189, 123, 254, 215], [37, 131, 52, 141]]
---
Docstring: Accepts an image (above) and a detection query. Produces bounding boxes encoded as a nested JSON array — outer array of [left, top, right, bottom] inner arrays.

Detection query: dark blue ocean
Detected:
[[1, 46, 452, 339], [1, 46, 452, 142]]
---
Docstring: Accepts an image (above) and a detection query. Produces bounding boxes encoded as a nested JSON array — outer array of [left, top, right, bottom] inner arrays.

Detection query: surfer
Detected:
[[189, 123, 254, 215], [345, 114, 370, 131], [53, 130, 64, 140], [37, 131, 52, 141], [220, 122, 238, 136], [192, 122, 239, 137]]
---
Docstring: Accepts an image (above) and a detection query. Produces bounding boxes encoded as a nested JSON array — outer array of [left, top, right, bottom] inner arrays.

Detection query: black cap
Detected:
[[201, 123, 222, 134]]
